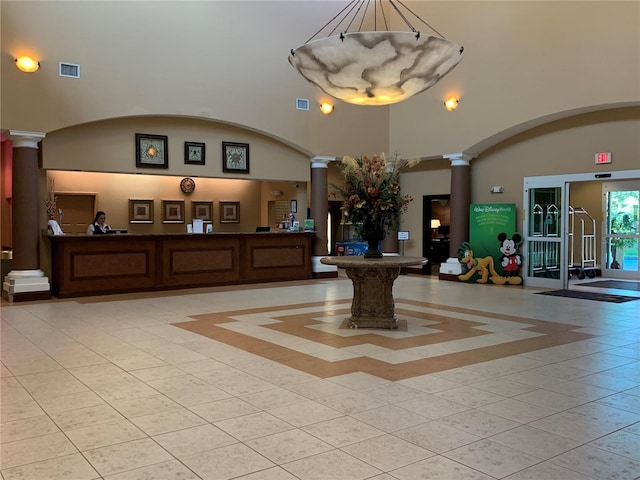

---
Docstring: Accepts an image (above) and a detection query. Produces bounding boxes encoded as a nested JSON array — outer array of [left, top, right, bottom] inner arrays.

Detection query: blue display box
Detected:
[[336, 240, 380, 256]]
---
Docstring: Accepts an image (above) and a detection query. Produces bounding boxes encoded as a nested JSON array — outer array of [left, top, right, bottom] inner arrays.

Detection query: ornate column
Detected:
[[310, 156, 338, 278], [3, 130, 51, 301], [439, 153, 474, 277]]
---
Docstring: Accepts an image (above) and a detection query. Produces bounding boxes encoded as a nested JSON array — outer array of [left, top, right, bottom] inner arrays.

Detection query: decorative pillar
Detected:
[[3, 130, 51, 301], [310, 156, 337, 278], [439, 153, 474, 277]]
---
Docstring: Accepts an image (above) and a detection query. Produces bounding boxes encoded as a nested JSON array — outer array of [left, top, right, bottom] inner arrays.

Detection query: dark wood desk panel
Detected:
[[48, 232, 313, 298], [243, 234, 311, 282], [50, 235, 156, 298], [158, 236, 240, 288]]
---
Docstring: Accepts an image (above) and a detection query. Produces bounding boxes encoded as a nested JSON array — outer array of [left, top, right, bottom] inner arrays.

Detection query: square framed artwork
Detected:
[[220, 201, 240, 223], [162, 200, 185, 224], [222, 142, 250, 173], [192, 201, 213, 223], [135, 133, 168, 169], [185, 142, 205, 165], [129, 199, 154, 224]]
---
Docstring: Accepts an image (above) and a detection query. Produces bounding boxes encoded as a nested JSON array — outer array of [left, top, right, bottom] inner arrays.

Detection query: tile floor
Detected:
[[1, 273, 639, 479]]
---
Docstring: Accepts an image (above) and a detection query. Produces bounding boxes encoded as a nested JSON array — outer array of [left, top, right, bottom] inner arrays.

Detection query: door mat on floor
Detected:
[[575, 280, 640, 291], [536, 289, 640, 303]]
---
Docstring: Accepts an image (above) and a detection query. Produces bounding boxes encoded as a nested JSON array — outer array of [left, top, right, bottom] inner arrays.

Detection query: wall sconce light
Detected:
[[444, 97, 459, 111], [271, 190, 283, 197], [15, 56, 40, 73], [320, 103, 334, 114]]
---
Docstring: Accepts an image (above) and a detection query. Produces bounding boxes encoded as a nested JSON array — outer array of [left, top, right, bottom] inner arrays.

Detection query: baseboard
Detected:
[[3, 290, 52, 302], [438, 273, 460, 282], [313, 271, 338, 279], [404, 266, 426, 275]]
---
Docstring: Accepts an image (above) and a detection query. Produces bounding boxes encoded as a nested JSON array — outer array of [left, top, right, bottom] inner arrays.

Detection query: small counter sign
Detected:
[[595, 152, 611, 164]]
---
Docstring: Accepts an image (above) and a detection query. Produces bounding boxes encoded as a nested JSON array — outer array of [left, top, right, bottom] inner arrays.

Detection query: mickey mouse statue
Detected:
[[498, 232, 522, 278]]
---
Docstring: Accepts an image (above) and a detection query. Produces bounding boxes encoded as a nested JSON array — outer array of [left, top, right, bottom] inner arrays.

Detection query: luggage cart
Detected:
[[570, 206, 598, 279], [543, 204, 560, 275], [568, 206, 575, 276], [530, 204, 561, 277], [531, 204, 545, 273]]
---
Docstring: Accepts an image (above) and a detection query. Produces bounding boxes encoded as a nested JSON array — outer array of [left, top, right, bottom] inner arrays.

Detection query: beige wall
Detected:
[[3, 1, 638, 158], [398, 160, 451, 256], [1, 1, 390, 157], [472, 107, 640, 205], [42, 117, 311, 181], [389, 1, 640, 157], [400, 107, 640, 257]]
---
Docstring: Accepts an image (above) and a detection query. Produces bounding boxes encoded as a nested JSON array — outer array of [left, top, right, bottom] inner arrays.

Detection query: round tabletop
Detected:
[[320, 256, 427, 268]]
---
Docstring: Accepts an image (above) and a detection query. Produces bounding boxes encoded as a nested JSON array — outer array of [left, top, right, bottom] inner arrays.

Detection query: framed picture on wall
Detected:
[[162, 200, 185, 224], [220, 201, 240, 223], [222, 142, 249, 173], [129, 199, 154, 224], [290, 199, 297, 213], [184, 142, 205, 165], [135, 133, 168, 169], [192, 201, 213, 223]]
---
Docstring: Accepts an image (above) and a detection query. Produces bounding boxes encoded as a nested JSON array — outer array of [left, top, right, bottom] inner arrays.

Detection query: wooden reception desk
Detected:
[[48, 232, 313, 298]]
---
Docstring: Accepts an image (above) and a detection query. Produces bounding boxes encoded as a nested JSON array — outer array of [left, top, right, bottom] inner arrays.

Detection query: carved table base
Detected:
[[345, 266, 399, 329], [320, 256, 427, 330]]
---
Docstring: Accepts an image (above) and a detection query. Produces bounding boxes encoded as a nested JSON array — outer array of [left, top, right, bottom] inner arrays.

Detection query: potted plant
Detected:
[[332, 153, 416, 258]]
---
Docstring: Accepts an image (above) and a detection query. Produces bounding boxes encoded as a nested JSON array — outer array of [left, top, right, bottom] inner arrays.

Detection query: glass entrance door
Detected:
[[602, 181, 639, 280], [523, 179, 569, 289]]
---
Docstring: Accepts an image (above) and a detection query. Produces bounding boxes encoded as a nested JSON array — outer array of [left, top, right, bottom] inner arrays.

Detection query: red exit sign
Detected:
[[595, 152, 612, 164]]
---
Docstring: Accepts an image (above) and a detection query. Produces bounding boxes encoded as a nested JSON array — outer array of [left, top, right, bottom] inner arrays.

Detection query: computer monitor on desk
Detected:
[[106, 229, 128, 235], [255, 226, 270, 232]]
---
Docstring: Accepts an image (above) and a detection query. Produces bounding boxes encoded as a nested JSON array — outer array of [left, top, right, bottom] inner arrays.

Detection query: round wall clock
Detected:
[[180, 177, 196, 194]]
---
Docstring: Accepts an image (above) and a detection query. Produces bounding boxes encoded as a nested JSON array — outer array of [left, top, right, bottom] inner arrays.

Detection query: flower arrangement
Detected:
[[333, 153, 416, 237], [44, 177, 57, 220]]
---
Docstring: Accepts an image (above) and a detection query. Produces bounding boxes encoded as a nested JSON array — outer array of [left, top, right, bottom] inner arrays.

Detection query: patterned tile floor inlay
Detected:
[[176, 298, 595, 381], [2, 274, 639, 480]]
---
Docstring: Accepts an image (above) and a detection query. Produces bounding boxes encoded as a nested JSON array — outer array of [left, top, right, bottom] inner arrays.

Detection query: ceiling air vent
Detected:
[[59, 62, 80, 78], [296, 98, 309, 111]]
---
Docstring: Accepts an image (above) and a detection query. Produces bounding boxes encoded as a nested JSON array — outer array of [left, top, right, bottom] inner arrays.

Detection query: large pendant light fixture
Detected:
[[288, 0, 463, 106]]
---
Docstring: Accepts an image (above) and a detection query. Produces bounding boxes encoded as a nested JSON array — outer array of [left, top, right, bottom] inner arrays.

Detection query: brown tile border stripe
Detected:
[[174, 298, 594, 381]]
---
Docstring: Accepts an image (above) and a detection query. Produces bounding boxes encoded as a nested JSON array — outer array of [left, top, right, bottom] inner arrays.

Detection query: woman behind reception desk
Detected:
[[86, 211, 110, 235]]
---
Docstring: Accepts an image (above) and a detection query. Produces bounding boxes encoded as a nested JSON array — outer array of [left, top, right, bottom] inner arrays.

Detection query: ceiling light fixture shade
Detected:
[[15, 56, 40, 73], [288, 1, 463, 106]]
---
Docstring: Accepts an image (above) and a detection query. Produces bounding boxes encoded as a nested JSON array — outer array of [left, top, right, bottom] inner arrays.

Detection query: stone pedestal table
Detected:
[[320, 256, 427, 329]]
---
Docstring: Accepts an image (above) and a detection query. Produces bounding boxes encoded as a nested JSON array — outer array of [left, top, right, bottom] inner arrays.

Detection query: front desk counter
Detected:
[[48, 232, 313, 298]]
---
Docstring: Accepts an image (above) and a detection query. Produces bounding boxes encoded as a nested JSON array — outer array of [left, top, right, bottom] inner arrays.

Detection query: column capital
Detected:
[[311, 156, 335, 169], [443, 152, 474, 167], [9, 130, 46, 149]]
